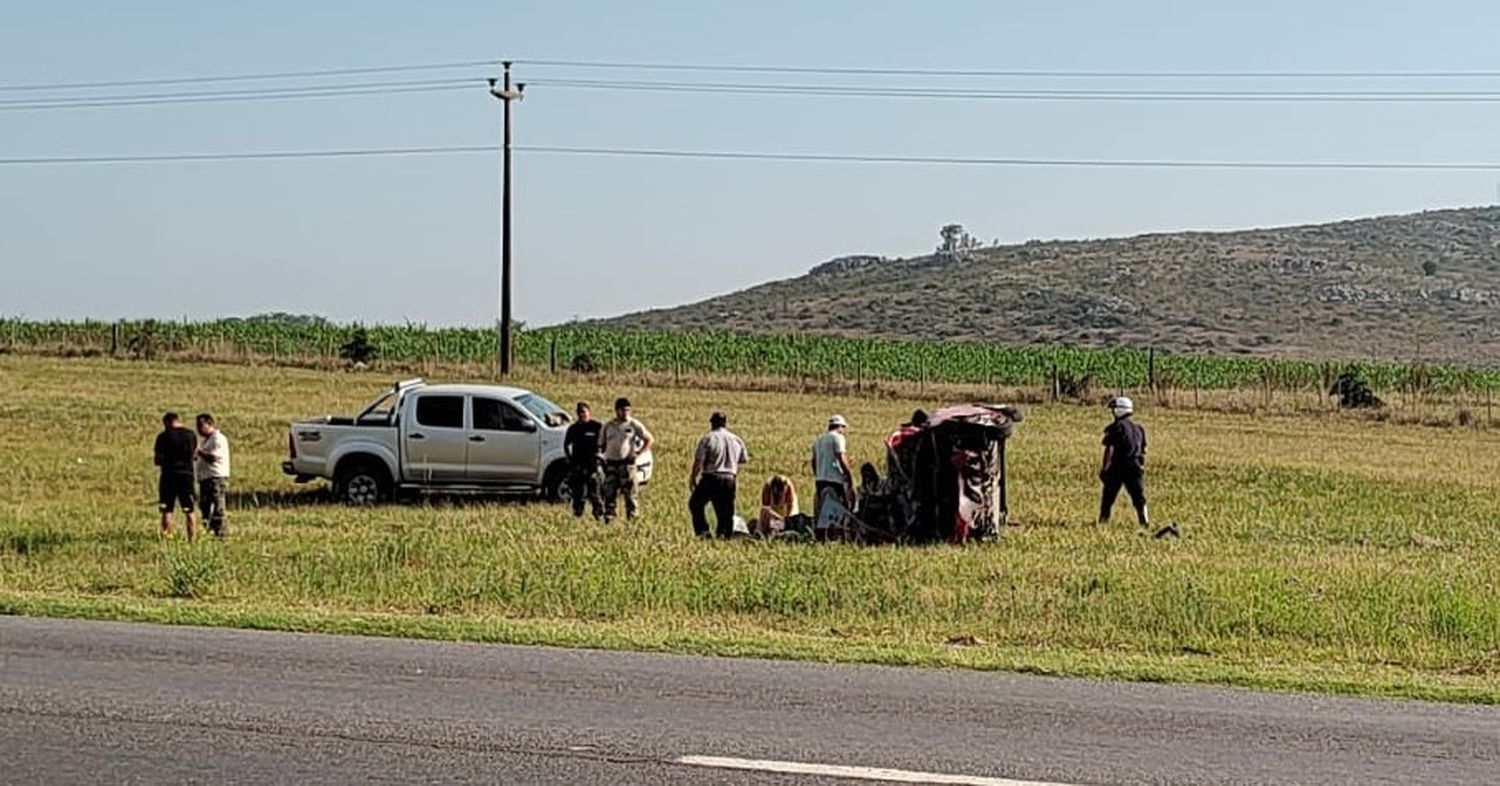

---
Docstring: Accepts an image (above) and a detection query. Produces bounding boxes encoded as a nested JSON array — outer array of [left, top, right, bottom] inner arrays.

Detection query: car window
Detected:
[[472, 398, 532, 432], [415, 395, 465, 429], [515, 392, 570, 427]]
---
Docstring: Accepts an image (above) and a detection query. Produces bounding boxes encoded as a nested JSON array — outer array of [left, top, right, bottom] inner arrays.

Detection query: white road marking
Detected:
[[672, 755, 1077, 785]]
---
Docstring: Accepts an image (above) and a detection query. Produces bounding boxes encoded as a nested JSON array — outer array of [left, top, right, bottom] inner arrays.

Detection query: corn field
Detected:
[[4, 317, 1500, 395]]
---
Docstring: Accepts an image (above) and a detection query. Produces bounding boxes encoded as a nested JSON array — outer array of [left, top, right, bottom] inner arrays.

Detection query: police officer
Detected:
[[599, 397, 655, 523], [563, 402, 605, 520], [1099, 396, 1149, 528]]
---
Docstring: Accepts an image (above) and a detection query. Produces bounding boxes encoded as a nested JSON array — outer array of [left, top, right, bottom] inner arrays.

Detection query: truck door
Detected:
[[405, 394, 468, 482], [467, 397, 540, 483]]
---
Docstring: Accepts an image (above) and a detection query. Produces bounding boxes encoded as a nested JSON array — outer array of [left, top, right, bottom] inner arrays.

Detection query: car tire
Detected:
[[542, 462, 570, 503], [335, 460, 391, 506]]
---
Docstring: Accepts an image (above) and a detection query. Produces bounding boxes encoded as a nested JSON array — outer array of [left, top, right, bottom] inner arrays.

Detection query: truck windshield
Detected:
[[515, 393, 570, 428]]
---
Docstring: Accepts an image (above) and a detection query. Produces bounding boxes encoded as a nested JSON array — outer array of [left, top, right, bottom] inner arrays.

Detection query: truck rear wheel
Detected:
[[335, 460, 391, 506]]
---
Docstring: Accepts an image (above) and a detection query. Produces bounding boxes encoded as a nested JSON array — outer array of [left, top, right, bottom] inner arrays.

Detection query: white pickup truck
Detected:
[[282, 378, 653, 504]]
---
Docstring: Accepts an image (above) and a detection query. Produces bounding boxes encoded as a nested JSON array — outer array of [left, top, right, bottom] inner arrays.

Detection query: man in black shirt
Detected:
[[1099, 396, 1149, 528], [563, 401, 605, 520], [154, 412, 199, 540]]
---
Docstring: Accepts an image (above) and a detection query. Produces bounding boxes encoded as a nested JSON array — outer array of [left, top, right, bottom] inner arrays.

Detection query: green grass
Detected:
[[1, 355, 1498, 702]]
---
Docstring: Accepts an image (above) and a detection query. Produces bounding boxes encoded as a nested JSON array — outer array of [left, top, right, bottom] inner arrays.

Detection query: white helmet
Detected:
[[1110, 396, 1134, 417]]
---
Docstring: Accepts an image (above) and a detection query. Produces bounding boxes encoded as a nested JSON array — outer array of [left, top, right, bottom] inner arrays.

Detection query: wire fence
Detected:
[[5, 318, 1499, 411]]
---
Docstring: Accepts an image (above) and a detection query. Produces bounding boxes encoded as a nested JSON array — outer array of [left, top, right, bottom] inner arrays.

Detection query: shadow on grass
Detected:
[[226, 487, 562, 510], [226, 488, 333, 509], [6, 527, 74, 556]]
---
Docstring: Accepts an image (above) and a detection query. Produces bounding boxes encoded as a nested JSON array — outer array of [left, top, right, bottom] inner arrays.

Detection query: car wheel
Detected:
[[336, 461, 390, 506], [542, 463, 570, 503]]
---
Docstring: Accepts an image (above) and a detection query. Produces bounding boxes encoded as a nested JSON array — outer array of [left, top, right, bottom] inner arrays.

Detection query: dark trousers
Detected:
[[1100, 468, 1148, 524], [568, 463, 604, 518], [690, 474, 738, 538], [199, 477, 227, 536]]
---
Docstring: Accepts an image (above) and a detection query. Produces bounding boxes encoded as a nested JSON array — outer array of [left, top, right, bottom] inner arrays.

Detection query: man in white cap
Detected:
[[811, 414, 853, 519], [1099, 396, 1149, 527]]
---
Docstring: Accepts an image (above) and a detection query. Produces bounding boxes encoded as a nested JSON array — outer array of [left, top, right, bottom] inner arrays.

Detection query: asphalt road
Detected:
[[1, 617, 1496, 785]]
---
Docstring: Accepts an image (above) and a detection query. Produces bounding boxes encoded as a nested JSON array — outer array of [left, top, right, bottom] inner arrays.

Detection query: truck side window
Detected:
[[415, 395, 465, 429], [473, 398, 531, 432]]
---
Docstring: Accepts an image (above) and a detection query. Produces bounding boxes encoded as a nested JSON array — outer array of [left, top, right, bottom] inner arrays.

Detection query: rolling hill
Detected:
[[604, 206, 1500, 365]]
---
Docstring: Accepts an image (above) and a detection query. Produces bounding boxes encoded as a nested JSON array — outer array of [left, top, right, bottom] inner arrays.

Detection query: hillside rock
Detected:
[[602, 206, 1500, 364]]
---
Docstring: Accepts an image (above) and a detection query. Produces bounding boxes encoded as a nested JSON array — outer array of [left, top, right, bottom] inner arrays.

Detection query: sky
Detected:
[[5, 0, 1500, 327]]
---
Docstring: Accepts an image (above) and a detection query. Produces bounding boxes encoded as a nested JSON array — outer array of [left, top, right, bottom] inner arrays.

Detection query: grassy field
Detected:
[[1, 354, 1498, 702]]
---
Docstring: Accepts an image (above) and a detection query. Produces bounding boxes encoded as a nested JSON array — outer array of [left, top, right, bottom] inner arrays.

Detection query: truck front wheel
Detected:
[[542, 462, 570, 503], [335, 460, 391, 506]]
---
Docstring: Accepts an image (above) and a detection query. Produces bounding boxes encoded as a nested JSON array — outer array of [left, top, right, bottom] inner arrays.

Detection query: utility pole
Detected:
[[489, 63, 524, 376]]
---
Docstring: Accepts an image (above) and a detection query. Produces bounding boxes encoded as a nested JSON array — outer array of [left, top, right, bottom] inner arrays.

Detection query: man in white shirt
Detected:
[[194, 413, 232, 537], [811, 414, 853, 519]]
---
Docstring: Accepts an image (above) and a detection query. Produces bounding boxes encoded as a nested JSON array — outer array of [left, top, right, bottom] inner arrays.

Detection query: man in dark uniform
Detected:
[[1099, 396, 1149, 528], [154, 411, 199, 540], [563, 401, 605, 520]]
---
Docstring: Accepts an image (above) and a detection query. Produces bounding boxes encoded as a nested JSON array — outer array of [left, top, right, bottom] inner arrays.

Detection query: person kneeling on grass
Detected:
[[689, 411, 750, 539], [154, 411, 199, 541], [756, 474, 798, 537], [1099, 396, 1149, 528]]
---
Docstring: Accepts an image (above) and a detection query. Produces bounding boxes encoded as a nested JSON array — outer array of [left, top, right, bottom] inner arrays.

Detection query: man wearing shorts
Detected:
[[154, 412, 199, 540]]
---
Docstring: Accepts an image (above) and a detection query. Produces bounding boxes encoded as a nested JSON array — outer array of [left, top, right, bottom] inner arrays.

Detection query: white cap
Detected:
[[1110, 396, 1134, 416], [828, 414, 848, 428]]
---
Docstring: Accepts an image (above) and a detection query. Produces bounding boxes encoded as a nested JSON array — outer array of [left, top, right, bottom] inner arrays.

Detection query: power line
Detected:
[[528, 77, 1500, 103], [17, 75, 1500, 113], [7, 143, 1500, 171], [520, 58, 1500, 80], [0, 59, 503, 92], [514, 146, 1500, 170], [0, 146, 495, 165], [9, 55, 1500, 97], [0, 77, 479, 107], [0, 80, 477, 111]]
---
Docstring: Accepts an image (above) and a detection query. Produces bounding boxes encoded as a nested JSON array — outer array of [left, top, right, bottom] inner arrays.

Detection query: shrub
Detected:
[[1329, 366, 1384, 409], [339, 327, 379, 365], [569, 352, 599, 374], [1056, 371, 1094, 399], [127, 320, 158, 360]]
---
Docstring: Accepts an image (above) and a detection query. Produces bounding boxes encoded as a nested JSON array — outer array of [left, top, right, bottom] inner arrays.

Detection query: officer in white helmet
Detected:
[[1099, 396, 1150, 528]]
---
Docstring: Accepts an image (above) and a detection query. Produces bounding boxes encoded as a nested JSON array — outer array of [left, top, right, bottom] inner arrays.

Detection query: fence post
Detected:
[[856, 349, 864, 392], [549, 336, 557, 374], [1147, 346, 1156, 394]]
